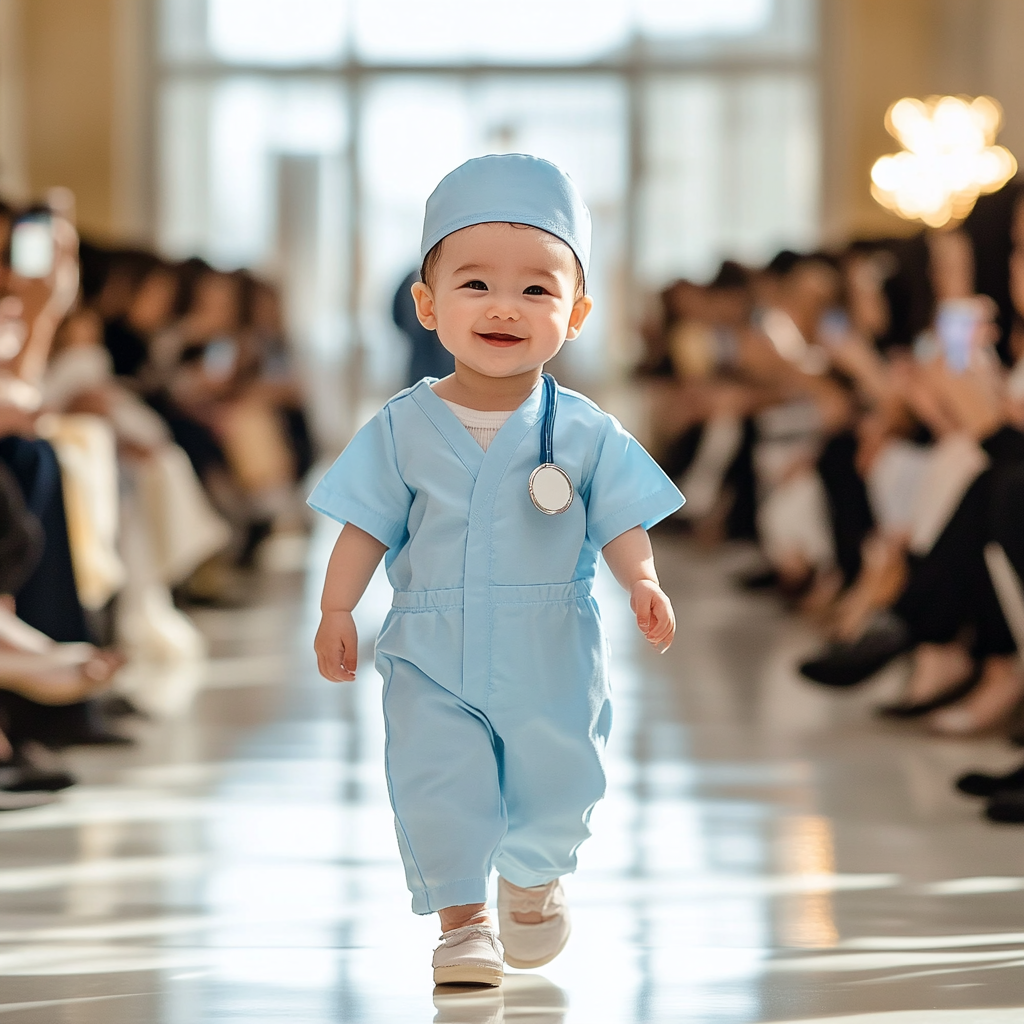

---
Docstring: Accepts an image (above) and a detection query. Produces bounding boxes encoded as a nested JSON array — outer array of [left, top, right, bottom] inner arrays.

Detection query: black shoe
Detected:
[[38, 701, 134, 750], [985, 790, 1024, 823], [877, 670, 981, 720], [0, 743, 76, 793], [957, 761, 1024, 798], [99, 694, 149, 721], [238, 519, 274, 569], [799, 613, 913, 688], [735, 569, 780, 591], [0, 763, 76, 792], [54, 726, 134, 748]]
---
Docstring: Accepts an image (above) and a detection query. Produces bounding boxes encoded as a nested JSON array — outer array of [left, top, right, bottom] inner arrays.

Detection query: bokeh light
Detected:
[[870, 94, 1017, 228]]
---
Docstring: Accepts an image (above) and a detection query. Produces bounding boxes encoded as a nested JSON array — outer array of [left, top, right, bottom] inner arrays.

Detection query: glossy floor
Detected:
[[1, 528, 1023, 1023]]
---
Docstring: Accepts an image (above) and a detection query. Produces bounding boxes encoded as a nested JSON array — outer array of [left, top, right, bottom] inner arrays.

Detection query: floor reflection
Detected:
[[432, 975, 566, 1023], [0, 528, 1022, 1022]]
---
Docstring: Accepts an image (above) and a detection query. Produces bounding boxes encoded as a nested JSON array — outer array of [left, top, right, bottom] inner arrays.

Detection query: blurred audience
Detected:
[[639, 179, 1024, 824], [0, 192, 315, 806], [6, 172, 1024, 822]]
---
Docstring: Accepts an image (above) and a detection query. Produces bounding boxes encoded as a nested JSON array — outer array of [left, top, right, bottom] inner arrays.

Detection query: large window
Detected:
[[158, 0, 819, 396]]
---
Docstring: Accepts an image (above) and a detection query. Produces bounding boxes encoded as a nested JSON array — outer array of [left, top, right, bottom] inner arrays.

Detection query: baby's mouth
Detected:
[[477, 332, 524, 346]]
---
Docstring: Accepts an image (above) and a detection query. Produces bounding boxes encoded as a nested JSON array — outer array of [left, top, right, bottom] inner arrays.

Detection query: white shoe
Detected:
[[497, 877, 571, 969], [432, 923, 505, 987]]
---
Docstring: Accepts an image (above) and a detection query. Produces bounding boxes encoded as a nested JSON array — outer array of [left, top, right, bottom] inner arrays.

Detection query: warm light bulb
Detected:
[[870, 94, 1017, 227]]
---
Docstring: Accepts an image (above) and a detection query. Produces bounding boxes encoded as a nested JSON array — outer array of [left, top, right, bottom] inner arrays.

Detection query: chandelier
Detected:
[[870, 95, 1017, 228]]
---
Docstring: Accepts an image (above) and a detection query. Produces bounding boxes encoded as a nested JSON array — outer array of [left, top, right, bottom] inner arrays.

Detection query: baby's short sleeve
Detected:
[[307, 405, 412, 550], [584, 415, 684, 550]]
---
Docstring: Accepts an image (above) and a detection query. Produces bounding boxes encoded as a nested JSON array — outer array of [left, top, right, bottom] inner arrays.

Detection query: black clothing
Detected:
[[894, 427, 1024, 659], [0, 461, 43, 595], [103, 317, 149, 378], [0, 437, 91, 643], [817, 431, 874, 586], [990, 462, 1024, 578], [0, 437, 112, 751], [723, 418, 758, 540], [146, 393, 228, 480], [283, 407, 315, 482]]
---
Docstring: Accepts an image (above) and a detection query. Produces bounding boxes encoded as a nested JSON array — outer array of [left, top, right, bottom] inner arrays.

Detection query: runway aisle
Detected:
[[0, 525, 1023, 1023]]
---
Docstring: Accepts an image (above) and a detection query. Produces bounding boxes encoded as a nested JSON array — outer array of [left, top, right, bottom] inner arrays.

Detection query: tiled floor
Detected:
[[1, 526, 1023, 1022]]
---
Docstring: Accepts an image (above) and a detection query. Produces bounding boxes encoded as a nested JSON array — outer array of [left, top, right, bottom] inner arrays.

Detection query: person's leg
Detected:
[[487, 663, 610, 970], [801, 470, 991, 689], [659, 423, 704, 483], [490, 676, 611, 889], [282, 407, 315, 482], [146, 394, 229, 481], [0, 437, 91, 643], [0, 438, 129, 747], [724, 417, 758, 541], [989, 464, 1024, 607], [929, 463, 1024, 734], [0, 462, 43, 596], [378, 655, 505, 919], [894, 471, 991, 648], [816, 431, 875, 587]]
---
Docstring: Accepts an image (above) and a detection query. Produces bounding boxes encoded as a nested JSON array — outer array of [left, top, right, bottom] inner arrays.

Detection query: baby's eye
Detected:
[[523, 285, 546, 296], [463, 280, 488, 291]]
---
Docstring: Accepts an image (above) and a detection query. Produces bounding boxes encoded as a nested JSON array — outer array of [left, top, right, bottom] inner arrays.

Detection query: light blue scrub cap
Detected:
[[420, 153, 592, 280]]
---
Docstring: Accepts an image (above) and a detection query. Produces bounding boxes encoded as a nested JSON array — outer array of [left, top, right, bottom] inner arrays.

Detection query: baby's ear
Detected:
[[411, 281, 437, 331], [566, 294, 594, 340]]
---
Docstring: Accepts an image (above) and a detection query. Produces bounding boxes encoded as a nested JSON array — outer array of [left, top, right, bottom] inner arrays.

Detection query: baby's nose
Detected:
[[488, 302, 519, 320]]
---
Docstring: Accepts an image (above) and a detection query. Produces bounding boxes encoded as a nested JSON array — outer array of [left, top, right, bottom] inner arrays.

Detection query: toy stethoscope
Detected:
[[528, 373, 574, 515]]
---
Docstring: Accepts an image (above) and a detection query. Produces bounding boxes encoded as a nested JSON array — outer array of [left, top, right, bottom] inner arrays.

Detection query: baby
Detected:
[[310, 154, 683, 986]]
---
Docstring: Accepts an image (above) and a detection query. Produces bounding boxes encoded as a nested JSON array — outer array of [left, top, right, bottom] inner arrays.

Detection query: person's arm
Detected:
[[314, 523, 388, 682], [7, 212, 80, 387], [602, 525, 676, 652]]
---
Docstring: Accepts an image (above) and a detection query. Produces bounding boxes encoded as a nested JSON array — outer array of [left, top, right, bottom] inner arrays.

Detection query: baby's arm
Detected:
[[315, 524, 388, 682], [602, 526, 676, 652]]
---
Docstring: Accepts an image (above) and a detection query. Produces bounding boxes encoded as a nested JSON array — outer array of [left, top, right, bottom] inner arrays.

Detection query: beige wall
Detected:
[[821, 0, 1024, 240], [821, 0, 935, 240], [21, 0, 118, 235], [2, 0, 149, 241]]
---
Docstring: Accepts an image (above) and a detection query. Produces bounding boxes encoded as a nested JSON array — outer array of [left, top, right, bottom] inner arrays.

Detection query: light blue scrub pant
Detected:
[[379, 653, 611, 914]]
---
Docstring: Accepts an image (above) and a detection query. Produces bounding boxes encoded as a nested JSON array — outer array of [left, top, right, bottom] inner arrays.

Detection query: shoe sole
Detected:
[[502, 932, 570, 970], [433, 965, 504, 986]]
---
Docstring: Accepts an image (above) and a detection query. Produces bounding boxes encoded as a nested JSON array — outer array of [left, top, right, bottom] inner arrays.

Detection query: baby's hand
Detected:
[[630, 580, 676, 653], [314, 609, 359, 682]]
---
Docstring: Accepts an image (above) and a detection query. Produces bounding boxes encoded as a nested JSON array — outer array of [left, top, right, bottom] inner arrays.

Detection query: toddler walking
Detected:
[[311, 154, 683, 986]]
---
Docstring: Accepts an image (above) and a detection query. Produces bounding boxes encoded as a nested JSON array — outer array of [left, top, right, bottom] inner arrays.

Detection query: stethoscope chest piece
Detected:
[[529, 463, 574, 515], [530, 372, 574, 515]]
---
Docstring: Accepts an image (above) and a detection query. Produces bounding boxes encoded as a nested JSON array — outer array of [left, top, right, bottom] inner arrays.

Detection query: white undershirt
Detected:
[[443, 401, 514, 452]]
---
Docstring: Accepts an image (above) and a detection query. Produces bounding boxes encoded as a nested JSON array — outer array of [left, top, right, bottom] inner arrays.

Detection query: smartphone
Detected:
[[818, 308, 851, 346], [935, 299, 981, 374], [202, 337, 238, 381], [10, 212, 54, 279]]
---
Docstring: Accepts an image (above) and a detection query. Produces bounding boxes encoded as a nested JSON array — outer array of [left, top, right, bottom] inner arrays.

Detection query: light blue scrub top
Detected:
[[308, 379, 684, 706]]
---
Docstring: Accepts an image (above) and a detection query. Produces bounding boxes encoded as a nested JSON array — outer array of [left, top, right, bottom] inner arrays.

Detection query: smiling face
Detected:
[[412, 222, 592, 383]]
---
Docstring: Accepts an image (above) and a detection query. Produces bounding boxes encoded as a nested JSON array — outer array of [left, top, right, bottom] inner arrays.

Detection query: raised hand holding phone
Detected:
[[4, 190, 80, 389]]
